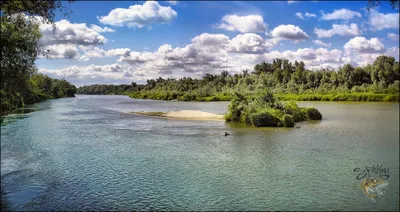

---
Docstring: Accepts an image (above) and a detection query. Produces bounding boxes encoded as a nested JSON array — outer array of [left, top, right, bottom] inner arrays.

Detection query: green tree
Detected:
[[1, 0, 75, 115]]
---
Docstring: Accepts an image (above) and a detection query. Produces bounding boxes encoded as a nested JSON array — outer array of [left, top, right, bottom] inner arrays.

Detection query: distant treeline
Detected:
[[77, 55, 400, 102], [77, 84, 133, 95]]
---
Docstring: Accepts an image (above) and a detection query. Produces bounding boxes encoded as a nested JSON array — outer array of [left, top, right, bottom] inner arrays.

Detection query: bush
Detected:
[[284, 101, 305, 122], [249, 110, 279, 127], [305, 107, 322, 120], [225, 92, 322, 128], [282, 114, 295, 127]]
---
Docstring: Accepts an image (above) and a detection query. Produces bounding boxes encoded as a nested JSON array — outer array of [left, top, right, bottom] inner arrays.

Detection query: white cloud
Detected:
[[111, 33, 274, 79], [321, 8, 361, 20], [313, 40, 332, 48], [106, 48, 132, 57], [98, 1, 177, 28], [314, 23, 362, 38], [368, 10, 399, 31], [39, 63, 134, 87], [78, 47, 132, 61], [228, 33, 268, 54], [263, 48, 344, 70], [270, 24, 308, 41], [41, 44, 80, 59], [216, 14, 267, 33], [295, 12, 304, 19], [90, 24, 115, 33], [167, 1, 177, 5], [388, 33, 399, 41], [288, 1, 299, 4], [296, 12, 317, 20], [305, 12, 317, 18], [39, 19, 108, 46], [37, 18, 114, 59], [344, 36, 385, 54]]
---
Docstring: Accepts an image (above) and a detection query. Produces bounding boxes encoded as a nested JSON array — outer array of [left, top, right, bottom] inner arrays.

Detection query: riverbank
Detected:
[[275, 93, 399, 102], [126, 92, 399, 102], [131, 110, 225, 121]]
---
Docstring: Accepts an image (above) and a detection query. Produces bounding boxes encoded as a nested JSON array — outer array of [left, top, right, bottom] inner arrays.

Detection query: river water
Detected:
[[1, 95, 399, 211]]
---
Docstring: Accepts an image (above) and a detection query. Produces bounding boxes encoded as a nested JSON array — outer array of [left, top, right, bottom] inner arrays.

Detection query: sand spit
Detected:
[[131, 110, 225, 121]]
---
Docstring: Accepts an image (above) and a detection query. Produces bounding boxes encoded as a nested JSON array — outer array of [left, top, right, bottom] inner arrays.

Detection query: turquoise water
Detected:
[[1, 95, 399, 211]]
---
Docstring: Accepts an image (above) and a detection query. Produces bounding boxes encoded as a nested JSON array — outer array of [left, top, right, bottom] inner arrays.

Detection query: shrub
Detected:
[[282, 114, 295, 127], [306, 107, 322, 120], [249, 110, 279, 127], [284, 101, 305, 122]]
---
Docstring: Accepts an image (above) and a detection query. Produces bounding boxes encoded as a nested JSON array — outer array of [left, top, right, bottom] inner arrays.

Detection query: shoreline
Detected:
[[130, 110, 225, 121], [125, 93, 399, 102]]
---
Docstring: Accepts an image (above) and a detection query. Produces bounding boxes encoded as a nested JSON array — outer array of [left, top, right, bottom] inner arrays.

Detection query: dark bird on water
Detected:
[[224, 132, 230, 136]]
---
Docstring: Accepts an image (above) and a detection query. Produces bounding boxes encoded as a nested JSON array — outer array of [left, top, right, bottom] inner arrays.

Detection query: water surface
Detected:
[[1, 95, 399, 211]]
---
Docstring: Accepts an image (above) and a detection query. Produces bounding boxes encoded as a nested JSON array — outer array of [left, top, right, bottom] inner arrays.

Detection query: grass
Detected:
[[275, 93, 399, 102]]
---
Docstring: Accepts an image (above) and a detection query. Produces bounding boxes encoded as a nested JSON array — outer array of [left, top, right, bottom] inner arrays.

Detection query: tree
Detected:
[[1, 0, 74, 115], [366, 0, 399, 10]]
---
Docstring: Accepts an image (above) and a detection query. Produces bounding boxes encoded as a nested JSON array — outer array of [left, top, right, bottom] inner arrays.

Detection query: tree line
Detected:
[[77, 55, 400, 102], [1, 0, 76, 116]]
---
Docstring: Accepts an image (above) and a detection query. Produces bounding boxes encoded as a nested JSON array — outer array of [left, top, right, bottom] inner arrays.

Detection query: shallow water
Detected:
[[1, 95, 399, 211]]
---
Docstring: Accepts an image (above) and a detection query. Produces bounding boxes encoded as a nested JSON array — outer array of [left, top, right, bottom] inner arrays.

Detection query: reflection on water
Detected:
[[1, 95, 399, 211]]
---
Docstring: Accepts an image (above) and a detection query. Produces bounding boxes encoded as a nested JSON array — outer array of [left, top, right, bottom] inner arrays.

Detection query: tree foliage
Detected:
[[367, 0, 399, 10], [1, 0, 75, 116]]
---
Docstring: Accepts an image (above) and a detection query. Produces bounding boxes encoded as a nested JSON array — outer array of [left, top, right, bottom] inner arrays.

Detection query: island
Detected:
[[131, 91, 322, 128]]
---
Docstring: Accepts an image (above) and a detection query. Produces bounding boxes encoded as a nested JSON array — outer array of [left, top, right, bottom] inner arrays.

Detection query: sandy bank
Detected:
[[131, 110, 225, 121]]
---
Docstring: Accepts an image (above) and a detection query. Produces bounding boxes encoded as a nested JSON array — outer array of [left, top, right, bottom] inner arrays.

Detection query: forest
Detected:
[[77, 55, 400, 102], [0, 0, 76, 116]]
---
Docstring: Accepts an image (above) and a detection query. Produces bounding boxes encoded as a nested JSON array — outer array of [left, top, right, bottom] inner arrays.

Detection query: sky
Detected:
[[35, 0, 400, 86]]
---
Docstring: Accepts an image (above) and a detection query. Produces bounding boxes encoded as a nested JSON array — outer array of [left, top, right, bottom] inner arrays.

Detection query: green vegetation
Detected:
[[0, 0, 76, 116], [225, 91, 322, 127], [77, 56, 400, 103]]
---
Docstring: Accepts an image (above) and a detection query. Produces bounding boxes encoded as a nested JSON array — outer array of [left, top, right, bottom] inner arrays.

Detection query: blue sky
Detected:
[[36, 1, 400, 86]]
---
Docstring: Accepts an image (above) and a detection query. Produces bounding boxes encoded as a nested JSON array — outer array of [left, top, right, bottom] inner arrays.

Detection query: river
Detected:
[[1, 95, 399, 211]]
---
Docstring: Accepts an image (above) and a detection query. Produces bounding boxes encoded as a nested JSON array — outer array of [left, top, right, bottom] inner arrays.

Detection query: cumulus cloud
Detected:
[[39, 63, 135, 87], [37, 19, 114, 59], [368, 10, 399, 31], [108, 33, 276, 79], [90, 24, 115, 33], [314, 23, 362, 38], [167, 1, 178, 5], [270, 24, 308, 41], [228, 33, 268, 54], [313, 40, 332, 48], [296, 12, 317, 19], [263, 48, 344, 70], [77, 47, 133, 61], [216, 14, 267, 33], [388, 33, 399, 41], [321, 8, 361, 20], [40, 20, 108, 46], [295, 12, 304, 19], [41, 44, 80, 59], [305, 12, 317, 18], [344, 36, 385, 54], [98, 1, 177, 28]]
